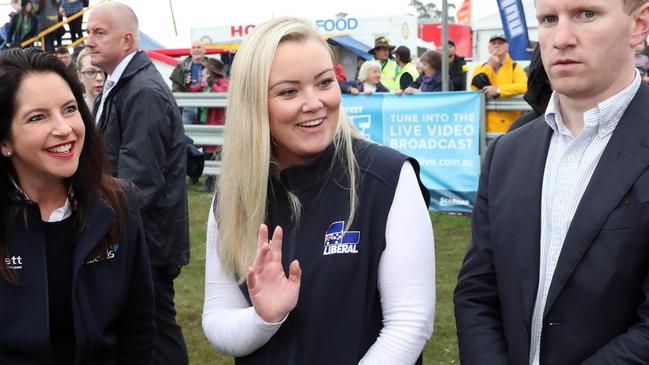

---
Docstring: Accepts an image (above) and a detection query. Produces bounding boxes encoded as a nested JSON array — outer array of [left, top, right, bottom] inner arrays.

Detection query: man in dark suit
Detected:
[[87, 3, 189, 364], [454, 0, 649, 364]]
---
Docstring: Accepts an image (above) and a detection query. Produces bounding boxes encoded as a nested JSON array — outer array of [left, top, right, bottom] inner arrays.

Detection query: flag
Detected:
[[496, 0, 531, 60], [456, 0, 471, 24]]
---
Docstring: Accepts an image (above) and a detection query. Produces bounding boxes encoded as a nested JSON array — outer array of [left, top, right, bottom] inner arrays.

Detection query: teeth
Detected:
[[299, 119, 323, 127], [47, 144, 72, 153]]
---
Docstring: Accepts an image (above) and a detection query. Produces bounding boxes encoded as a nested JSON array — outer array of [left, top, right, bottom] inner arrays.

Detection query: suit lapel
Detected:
[[512, 119, 553, 322], [543, 84, 649, 316]]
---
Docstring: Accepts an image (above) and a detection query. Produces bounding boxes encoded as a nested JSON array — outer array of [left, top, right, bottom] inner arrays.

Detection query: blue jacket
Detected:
[[0, 191, 155, 364]]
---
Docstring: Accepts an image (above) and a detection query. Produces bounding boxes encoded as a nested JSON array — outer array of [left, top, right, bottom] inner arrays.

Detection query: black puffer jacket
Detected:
[[95, 51, 190, 267]]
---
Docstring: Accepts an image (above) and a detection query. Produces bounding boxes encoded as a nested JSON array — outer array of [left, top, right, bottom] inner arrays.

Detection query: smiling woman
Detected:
[[0, 48, 155, 364], [202, 16, 436, 365]]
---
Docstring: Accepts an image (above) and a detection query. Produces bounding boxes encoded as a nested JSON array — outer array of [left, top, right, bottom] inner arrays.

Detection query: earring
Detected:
[[5, 151, 11, 157]]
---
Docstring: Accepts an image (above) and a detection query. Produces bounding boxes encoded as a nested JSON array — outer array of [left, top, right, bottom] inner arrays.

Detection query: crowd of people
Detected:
[[3, 0, 649, 364], [1, 0, 88, 51]]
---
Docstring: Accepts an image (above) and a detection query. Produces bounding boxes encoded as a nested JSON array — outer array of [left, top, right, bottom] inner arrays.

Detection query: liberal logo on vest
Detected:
[[323, 221, 360, 255]]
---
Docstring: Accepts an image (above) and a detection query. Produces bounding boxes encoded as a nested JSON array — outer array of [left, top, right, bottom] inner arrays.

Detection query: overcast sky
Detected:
[[1, 0, 505, 48]]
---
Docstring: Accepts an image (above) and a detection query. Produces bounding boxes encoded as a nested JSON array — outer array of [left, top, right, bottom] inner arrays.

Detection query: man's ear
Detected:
[[123, 31, 135, 51], [631, 3, 649, 47]]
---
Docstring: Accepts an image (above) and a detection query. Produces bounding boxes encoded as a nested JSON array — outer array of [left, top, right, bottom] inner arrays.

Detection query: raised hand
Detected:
[[487, 52, 501, 69], [247, 224, 301, 323]]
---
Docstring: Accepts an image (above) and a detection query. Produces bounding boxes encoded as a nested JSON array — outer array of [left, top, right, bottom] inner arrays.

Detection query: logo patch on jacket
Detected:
[[4, 256, 23, 270], [84, 243, 120, 265], [323, 221, 360, 255]]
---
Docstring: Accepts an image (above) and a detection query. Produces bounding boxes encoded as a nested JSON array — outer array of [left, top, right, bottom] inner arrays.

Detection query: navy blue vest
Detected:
[[237, 140, 429, 364]]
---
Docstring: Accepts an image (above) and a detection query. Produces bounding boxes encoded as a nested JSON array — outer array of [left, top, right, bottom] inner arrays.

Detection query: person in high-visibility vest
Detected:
[[369, 36, 399, 91], [393, 45, 420, 92]]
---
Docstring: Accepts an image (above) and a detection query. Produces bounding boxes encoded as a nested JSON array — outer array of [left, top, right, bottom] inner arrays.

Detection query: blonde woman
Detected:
[[75, 47, 105, 110], [202, 17, 435, 365]]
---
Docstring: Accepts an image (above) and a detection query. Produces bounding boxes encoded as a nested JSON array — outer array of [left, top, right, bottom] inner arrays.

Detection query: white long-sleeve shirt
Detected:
[[202, 162, 436, 364]]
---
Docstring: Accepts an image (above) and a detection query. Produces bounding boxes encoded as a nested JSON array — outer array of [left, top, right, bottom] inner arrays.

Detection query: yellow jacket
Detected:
[[471, 53, 528, 133]]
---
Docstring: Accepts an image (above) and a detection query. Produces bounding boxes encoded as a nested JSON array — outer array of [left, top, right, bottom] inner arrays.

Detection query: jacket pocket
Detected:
[[601, 200, 649, 230]]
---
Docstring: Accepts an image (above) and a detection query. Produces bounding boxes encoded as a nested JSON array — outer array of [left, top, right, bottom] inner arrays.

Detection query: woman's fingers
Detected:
[[253, 224, 270, 271], [257, 224, 268, 249], [247, 266, 257, 290], [288, 259, 301, 284], [270, 226, 283, 262]]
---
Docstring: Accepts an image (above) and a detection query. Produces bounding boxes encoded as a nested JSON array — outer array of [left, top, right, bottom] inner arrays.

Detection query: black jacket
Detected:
[[508, 46, 551, 132], [449, 55, 467, 91], [339, 80, 389, 94], [95, 51, 190, 267], [0, 191, 155, 365]]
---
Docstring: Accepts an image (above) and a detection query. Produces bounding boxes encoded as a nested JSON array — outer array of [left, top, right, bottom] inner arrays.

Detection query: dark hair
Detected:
[[54, 45, 69, 55], [420, 50, 442, 71], [20, 0, 32, 12], [36, 0, 58, 10], [204, 57, 225, 79], [0, 48, 127, 283], [394, 46, 411, 63]]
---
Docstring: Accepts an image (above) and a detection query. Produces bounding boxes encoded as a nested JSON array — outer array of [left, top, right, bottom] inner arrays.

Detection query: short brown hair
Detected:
[[624, 0, 648, 12], [419, 50, 442, 71]]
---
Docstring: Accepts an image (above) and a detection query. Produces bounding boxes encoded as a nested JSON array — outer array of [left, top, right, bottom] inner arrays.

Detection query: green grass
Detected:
[[177, 180, 471, 364]]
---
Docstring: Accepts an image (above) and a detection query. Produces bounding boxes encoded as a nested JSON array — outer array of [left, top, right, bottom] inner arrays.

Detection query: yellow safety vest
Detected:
[[378, 58, 399, 91], [394, 62, 420, 90]]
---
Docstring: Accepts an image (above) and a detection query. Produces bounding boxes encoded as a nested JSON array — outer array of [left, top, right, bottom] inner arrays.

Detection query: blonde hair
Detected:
[[357, 60, 381, 83], [216, 16, 364, 282], [75, 47, 91, 71]]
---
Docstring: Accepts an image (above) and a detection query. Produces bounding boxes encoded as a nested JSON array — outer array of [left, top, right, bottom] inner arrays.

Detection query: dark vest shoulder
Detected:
[[352, 139, 430, 206]]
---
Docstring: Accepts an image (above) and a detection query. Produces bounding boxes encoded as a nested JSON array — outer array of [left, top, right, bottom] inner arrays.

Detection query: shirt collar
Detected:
[[544, 70, 641, 138], [47, 198, 72, 222], [106, 51, 137, 88], [8, 175, 74, 222]]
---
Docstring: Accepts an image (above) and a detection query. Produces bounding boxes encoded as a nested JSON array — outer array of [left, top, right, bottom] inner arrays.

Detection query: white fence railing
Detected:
[[176, 92, 532, 175]]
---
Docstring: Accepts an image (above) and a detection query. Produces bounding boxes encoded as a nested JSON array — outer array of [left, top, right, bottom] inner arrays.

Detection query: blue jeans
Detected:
[[181, 107, 198, 125]]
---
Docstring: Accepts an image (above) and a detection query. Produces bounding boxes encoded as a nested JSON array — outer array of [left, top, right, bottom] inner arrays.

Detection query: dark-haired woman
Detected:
[[0, 48, 154, 364], [6, 0, 37, 48]]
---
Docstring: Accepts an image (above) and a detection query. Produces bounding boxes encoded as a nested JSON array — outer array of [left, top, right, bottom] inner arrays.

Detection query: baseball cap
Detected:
[[489, 33, 508, 43]]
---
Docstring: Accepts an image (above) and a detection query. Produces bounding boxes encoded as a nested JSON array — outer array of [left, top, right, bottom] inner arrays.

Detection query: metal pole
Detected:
[[441, 0, 449, 91], [168, 0, 178, 36]]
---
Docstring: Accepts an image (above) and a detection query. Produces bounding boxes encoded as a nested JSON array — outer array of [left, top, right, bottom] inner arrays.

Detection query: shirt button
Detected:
[[558, 205, 566, 213], [567, 155, 576, 162]]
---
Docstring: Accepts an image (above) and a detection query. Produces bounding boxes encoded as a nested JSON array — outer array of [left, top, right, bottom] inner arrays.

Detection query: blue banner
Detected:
[[342, 91, 481, 213], [496, 0, 531, 60]]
